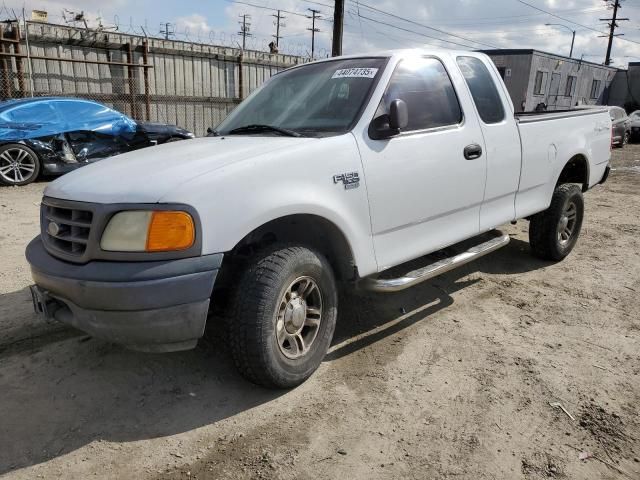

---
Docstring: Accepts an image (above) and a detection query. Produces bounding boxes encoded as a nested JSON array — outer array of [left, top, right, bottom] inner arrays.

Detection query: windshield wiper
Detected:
[[227, 124, 301, 137]]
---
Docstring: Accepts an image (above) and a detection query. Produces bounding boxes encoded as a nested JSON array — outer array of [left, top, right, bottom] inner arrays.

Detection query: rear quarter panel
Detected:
[[515, 110, 610, 219]]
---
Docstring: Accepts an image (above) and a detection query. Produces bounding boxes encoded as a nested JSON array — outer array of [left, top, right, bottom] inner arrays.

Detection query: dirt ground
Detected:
[[1, 147, 639, 480]]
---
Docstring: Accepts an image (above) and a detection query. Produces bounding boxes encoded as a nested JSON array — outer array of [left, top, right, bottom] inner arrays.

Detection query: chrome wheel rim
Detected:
[[557, 201, 577, 246], [276, 276, 323, 360], [0, 148, 36, 184]]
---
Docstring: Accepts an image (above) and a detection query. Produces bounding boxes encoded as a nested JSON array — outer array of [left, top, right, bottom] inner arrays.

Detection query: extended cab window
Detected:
[[456, 56, 505, 124], [375, 57, 462, 132]]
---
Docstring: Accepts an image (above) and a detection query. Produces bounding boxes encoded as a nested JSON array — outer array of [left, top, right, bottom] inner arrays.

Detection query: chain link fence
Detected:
[[0, 21, 307, 136], [1, 71, 238, 136]]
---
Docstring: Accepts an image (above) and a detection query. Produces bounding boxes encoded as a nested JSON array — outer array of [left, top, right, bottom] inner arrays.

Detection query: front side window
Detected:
[[565, 76, 577, 96], [375, 57, 462, 132], [456, 56, 505, 124], [216, 58, 386, 137]]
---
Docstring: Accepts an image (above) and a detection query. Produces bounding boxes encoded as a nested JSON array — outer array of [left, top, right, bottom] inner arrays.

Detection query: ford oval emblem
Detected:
[[47, 221, 61, 237]]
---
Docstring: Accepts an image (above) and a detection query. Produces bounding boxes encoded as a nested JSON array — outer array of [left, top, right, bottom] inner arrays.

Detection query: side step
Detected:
[[360, 231, 510, 293]]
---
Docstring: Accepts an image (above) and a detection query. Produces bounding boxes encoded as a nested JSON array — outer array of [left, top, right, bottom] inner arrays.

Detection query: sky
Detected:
[[4, 0, 640, 67]]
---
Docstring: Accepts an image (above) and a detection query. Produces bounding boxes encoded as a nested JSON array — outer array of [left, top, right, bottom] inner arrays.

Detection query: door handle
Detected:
[[464, 144, 483, 160]]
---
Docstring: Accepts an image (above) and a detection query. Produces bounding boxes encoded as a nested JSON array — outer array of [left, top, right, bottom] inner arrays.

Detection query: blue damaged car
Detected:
[[0, 97, 194, 186]]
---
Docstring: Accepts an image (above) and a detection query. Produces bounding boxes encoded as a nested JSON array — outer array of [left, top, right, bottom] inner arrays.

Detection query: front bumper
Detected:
[[41, 159, 101, 176], [26, 237, 222, 352]]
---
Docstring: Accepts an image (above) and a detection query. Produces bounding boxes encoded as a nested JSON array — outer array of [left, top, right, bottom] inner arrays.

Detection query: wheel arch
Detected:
[[556, 153, 590, 192], [225, 213, 358, 282]]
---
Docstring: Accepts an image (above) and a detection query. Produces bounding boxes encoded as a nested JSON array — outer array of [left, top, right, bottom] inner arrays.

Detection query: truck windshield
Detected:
[[215, 57, 386, 137]]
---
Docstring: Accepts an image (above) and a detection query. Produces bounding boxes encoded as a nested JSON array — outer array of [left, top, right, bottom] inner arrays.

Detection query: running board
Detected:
[[360, 231, 510, 293]]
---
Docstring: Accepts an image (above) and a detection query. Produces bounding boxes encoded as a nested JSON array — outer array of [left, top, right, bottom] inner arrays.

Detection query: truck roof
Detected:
[[306, 48, 486, 62], [287, 49, 490, 75]]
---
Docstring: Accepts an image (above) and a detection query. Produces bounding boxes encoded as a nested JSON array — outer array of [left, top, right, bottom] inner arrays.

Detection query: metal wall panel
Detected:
[[1, 22, 305, 136], [486, 51, 618, 112]]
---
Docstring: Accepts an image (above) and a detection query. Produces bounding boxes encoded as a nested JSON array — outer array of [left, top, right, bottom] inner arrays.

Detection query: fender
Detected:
[[159, 134, 380, 277]]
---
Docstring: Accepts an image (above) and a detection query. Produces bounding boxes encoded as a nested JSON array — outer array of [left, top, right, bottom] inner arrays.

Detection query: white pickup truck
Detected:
[[26, 49, 611, 388]]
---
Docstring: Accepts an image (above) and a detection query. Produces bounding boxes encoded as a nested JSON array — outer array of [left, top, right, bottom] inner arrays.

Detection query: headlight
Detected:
[[100, 210, 195, 252]]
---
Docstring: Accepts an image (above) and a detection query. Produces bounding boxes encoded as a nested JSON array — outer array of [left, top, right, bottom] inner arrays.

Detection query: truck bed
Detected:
[[514, 106, 611, 219], [515, 107, 609, 123]]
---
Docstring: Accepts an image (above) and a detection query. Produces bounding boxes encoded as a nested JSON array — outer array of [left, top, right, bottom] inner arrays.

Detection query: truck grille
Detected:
[[41, 199, 94, 259]]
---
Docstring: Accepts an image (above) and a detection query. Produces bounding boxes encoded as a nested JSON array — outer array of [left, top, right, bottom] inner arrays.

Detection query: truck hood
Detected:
[[45, 136, 314, 203]]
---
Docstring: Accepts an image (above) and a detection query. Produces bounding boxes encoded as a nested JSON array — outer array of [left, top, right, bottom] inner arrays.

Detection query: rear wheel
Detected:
[[529, 183, 584, 261], [226, 245, 337, 388], [0, 144, 40, 186]]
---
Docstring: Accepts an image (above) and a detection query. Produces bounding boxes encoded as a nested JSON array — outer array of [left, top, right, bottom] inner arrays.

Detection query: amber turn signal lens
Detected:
[[145, 211, 195, 252]]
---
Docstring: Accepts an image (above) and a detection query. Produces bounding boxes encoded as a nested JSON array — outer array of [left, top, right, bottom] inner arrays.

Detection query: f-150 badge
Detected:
[[333, 172, 360, 190]]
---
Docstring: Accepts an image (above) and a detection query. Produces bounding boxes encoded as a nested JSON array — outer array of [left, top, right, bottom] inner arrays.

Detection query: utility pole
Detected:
[[600, 0, 629, 66], [307, 9, 321, 60], [272, 10, 285, 48], [332, 0, 345, 57], [159, 22, 174, 40], [238, 14, 252, 50]]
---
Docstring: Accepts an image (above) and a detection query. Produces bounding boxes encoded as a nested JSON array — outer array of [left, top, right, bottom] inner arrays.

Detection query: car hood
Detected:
[[45, 136, 315, 203], [629, 118, 640, 127]]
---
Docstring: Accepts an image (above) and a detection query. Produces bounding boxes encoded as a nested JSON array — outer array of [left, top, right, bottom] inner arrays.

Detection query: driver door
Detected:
[[356, 56, 487, 270]]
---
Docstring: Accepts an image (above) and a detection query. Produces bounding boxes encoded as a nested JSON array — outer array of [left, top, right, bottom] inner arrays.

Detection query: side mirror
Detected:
[[389, 99, 408, 130], [368, 99, 409, 140]]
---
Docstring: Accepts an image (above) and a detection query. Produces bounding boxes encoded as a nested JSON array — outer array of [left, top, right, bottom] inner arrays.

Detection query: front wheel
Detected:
[[226, 245, 337, 388], [0, 144, 41, 186], [529, 183, 584, 261], [623, 131, 630, 146]]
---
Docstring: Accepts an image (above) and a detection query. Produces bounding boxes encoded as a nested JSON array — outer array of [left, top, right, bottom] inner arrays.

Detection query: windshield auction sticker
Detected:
[[331, 68, 379, 79]]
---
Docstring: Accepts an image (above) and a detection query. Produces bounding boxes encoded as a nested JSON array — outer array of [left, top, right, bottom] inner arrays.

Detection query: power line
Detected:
[[386, 6, 606, 27], [298, 0, 335, 10], [355, 13, 479, 49], [225, 0, 306, 18], [351, 1, 501, 49], [515, 0, 640, 46]]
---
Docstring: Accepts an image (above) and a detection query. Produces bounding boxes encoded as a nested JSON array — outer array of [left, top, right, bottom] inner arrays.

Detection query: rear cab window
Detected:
[[374, 57, 462, 132]]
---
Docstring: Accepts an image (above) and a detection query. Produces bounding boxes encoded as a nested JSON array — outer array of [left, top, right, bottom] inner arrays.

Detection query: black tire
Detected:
[[529, 183, 584, 261], [0, 143, 41, 186], [226, 245, 338, 388], [623, 131, 630, 146]]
